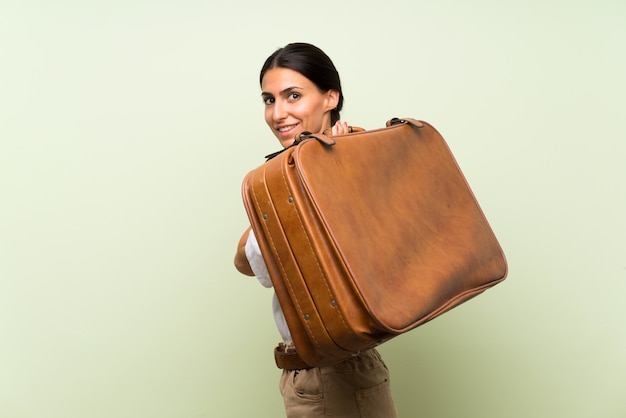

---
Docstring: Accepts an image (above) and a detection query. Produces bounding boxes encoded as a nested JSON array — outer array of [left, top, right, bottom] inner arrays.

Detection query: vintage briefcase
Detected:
[[242, 118, 508, 367]]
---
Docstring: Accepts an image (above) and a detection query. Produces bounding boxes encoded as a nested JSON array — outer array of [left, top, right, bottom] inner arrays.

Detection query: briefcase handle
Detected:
[[264, 126, 364, 161], [264, 118, 424, 160], [322, 125, 365, 136], [309, 118, 424, 146]]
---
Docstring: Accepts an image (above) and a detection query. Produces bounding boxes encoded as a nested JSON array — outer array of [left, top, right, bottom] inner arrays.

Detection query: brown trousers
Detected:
[[279, 349, 397, 418]]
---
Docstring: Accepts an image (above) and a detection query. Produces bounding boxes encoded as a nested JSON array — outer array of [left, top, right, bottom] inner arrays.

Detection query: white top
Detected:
[[244, 229, 293, 344]]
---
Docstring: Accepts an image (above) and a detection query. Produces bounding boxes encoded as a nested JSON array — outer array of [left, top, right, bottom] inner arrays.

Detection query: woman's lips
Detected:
[[276, 123, 299, 138]]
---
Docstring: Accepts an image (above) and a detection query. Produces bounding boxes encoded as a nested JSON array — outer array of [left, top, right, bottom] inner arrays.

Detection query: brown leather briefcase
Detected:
[[242, 118, 508, 368]]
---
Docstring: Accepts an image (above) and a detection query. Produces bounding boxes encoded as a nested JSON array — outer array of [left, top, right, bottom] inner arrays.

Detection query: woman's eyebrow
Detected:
[[261, 86, 303, 97], [280, 86, 302, 94]]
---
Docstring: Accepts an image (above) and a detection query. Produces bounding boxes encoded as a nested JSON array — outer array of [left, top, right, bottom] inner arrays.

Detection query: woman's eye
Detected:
[[288, 93, 300, 100], [263, 97, 274, 105]]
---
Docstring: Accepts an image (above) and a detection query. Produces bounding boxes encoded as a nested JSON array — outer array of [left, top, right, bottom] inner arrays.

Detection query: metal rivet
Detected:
[[304, 314, 310, 320], [263, 213, 268, 219], [330, 300, 336, 307], [288, 196, 294, 203]]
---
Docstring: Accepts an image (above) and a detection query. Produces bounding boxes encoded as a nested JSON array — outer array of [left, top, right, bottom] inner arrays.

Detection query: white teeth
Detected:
[[278, 125, 296, 132]]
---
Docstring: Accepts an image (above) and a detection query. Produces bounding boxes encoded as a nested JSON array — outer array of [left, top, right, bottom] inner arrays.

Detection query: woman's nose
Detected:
[[273, 102, 287, 120]]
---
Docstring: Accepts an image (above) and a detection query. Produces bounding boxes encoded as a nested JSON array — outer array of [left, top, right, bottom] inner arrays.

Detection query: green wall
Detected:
[[1, 1, 624, 417]]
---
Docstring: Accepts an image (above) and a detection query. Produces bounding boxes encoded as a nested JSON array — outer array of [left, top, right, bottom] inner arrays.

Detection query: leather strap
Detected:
[[385, 117, 424, 128], [265, 126, 366, 161], [274, 343, 312, 370], [322, 125, 365, 136]]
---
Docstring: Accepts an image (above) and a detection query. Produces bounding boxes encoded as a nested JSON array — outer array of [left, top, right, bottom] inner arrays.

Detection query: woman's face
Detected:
[[261, 67, 339, 148]]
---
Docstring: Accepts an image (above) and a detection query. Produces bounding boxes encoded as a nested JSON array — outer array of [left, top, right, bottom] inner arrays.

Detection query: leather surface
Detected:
[[242, 118, 507, 367]]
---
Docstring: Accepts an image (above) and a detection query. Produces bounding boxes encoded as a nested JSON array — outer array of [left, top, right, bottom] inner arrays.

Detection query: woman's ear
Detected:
[[324, 89, 340, 111]]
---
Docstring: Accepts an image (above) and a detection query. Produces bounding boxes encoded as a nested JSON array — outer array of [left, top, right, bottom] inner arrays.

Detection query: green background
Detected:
[[1, 1, 624, 417]]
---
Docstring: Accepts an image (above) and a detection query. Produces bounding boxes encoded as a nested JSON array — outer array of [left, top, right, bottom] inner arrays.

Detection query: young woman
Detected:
[[235, 42, 397, 418]]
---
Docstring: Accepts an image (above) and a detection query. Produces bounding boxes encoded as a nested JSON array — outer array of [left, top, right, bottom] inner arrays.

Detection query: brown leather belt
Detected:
[[274, 343, 312, 370]]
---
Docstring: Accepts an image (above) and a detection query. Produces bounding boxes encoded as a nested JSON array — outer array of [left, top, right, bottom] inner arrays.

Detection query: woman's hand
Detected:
[[330, 120, 350, 135]]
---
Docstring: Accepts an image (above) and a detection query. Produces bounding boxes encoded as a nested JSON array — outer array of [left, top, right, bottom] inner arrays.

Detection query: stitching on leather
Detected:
[[249, 166, 322, 350], [280, 153, 353, 340]]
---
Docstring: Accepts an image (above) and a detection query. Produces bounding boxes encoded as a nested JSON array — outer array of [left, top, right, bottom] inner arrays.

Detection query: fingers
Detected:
[[331, 120, 350, 135]]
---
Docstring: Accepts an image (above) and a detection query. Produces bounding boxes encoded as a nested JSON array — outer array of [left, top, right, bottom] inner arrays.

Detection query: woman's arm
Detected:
[[234, 227, 254, 276]]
